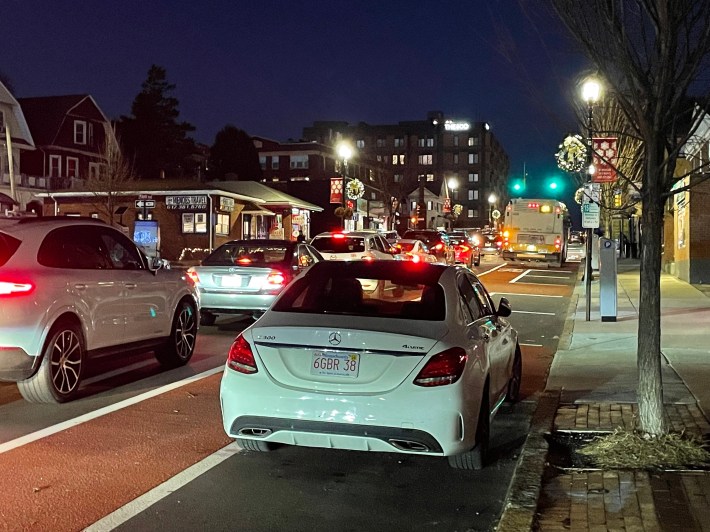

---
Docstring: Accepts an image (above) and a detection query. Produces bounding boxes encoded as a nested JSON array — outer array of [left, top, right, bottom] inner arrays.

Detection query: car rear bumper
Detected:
[[0, 347, 38, 381], [198, 291, 276, 312], [219, 366, 478, 456]]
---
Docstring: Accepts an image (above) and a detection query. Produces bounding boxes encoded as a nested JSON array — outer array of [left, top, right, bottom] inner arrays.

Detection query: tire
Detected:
[[200, 311, 216, 326], [236, 438, 274, 452], [155, 299, 198, 368], [473, 253, 481, 267], [18, 320, 84, 404], [448, 385, 490, 470], [506, 343, 523, 403]]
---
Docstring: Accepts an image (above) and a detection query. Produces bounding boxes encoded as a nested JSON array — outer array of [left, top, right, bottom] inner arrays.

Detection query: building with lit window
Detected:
[[302, 111, 510, 232]]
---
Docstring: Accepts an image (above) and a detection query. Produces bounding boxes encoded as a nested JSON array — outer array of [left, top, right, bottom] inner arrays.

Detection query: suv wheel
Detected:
[[18, 320, 84, 403], [155, 300, 198, 368]]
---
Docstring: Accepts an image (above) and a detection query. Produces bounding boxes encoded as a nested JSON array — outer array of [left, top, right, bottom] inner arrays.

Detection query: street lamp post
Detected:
[[582, 78, 601, 322], [447, 178, 458, 230], [337, 142, 353, 229], [488, 193, 497, 228]]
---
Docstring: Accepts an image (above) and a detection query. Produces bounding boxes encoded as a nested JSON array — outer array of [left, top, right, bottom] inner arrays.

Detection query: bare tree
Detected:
[[548, 0, 710, 436], [85, 130, 137, 226]]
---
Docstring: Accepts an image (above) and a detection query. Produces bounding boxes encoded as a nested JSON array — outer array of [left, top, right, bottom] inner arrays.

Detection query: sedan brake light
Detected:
[[414, 348, 467, 387], [434, 243, 444, 250], [265, 270, 287, 288], [0, 279, 35, 297], [227, 334, 258, 374]]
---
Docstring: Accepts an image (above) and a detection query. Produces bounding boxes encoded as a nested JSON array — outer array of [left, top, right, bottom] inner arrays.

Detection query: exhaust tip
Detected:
[[238, 427, 273, 437], [388, 439, 430, 452]]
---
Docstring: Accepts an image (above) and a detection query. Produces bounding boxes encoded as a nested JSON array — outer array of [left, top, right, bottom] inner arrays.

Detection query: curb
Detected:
[[495, 266, 582, 531]]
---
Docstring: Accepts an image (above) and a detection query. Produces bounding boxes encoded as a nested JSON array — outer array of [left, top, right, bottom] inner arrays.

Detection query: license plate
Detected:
[[526, 245, 537, 252], [311, 351, 360, 378], [221, 275, 243, 287]]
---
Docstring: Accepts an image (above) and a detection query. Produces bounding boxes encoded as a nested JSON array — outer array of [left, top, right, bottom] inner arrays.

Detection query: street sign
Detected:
[[581, 202, 600, 228], [135, 200, 155, 209], [583, 183, 601, 204]]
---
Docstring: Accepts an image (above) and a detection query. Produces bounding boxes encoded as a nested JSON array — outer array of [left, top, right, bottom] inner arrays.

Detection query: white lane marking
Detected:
[[492, 292, 563, 298], [528, 269, 573, 274], [509, 270, 532, 283], [520, 343, 544, 347], [524, 275, 571, 280], [0, 366, 224, 456], [475, 263, 507, 277], [512, 310, 556, 316], [85, 442, 243, 531], [512, 282, 568, 287]]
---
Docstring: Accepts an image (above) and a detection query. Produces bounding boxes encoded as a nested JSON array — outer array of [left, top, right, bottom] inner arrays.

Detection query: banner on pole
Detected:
[[330, 178, 343, 204], [592, 137, 618, 183]]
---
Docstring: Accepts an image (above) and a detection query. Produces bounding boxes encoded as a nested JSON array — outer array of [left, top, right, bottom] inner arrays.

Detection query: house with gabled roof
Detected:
[[18, 94, 116, 192], [0, 80, 35, 212]]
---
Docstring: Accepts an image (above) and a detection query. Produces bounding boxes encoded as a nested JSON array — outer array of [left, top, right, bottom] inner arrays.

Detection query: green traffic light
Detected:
[[549, 182, 558, 190], [513, 183, 522, 191]]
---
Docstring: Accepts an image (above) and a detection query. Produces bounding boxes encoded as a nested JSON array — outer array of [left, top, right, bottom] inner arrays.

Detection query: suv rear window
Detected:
[[203, 242, 290, 266], [0, 232, 21, 267], [310, 236, 366, 254], [403, 231, 443, 247]]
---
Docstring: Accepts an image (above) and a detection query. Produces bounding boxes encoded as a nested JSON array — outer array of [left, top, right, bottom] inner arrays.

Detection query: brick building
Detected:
[[302, 111, 510, 232]]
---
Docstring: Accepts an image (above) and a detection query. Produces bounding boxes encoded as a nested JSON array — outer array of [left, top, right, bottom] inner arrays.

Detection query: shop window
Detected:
[[216, 213, 230, 235], [182, 213, 208, 234]]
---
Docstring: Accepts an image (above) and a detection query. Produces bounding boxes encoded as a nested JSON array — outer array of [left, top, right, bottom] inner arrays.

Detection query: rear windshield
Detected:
[[404, 231, 441, 246], [272, 266, 446, 320], [202, 242, 290, 267], [310, 236, 365, 254], [0, 232, 21, 267], [448, 235, 468, 245], [397, 242, 416, 252]]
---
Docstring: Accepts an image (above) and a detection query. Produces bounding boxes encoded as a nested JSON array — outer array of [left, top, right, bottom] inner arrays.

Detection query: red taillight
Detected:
[[227, 334, 258, 374], [237, 257, 252, 264], [496, 241, 503, 248], [434, 243, 444, 250], [554, 236, 561, 250], [460, 245, 470, 252], [0, 279, 35, 297], [265, 270, 287, 288], [333, 233, 346, 239], [409, 253, 420, 263], [414, 348, 468, 387], [186, 268, 200, 284]]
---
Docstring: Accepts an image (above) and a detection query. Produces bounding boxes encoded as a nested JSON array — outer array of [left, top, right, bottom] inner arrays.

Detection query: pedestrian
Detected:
[[296, 230, 306, 243]]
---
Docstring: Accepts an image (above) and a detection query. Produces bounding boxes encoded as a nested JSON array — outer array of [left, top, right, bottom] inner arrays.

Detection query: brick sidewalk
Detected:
[[533, 403, 710, 532]]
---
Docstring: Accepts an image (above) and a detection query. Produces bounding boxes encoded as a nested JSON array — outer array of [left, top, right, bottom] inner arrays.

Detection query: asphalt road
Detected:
[[0, 256, 580, 532]]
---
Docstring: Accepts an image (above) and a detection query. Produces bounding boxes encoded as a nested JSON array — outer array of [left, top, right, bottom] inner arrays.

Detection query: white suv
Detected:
[[0, 216, 200, 403], [309, 231, 396, 262]]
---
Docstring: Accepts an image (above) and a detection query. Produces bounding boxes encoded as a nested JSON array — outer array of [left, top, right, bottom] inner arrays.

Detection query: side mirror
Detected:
[[496, 297, 512, 317], [152, 257, 170, 270]]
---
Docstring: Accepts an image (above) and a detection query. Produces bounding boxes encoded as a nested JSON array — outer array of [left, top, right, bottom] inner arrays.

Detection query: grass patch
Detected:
[[578, 428, 710, 470]]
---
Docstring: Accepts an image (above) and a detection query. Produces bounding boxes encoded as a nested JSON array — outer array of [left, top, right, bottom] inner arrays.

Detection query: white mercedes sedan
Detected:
[[219, 260, 521, 470]]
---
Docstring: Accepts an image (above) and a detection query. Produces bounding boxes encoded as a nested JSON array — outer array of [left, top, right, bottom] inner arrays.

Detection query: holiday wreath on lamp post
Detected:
[[346, 178, 365, 200], [555, 134, 588, 173]]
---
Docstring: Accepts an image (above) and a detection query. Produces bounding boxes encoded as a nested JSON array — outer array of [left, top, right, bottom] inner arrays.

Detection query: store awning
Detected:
[[238, 202, 274, 216]]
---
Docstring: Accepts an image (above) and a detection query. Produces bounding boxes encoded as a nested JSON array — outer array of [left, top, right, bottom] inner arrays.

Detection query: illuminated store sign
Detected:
[[444, 120, 470, 131]]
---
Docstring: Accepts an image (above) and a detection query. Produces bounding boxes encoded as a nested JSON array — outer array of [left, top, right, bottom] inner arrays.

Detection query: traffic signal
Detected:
[[510, 180, 525, 194]]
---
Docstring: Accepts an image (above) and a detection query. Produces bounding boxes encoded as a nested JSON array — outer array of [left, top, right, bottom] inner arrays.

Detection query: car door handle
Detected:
[[125, 283, 138, 289], [74, 284, 87, 290]]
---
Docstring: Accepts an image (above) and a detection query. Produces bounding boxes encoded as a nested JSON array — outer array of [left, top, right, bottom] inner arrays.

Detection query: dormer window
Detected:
[[74, 120, 87, 145]]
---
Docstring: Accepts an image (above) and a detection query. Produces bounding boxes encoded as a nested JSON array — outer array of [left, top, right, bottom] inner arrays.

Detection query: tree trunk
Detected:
[[636, 153, 666, 437]]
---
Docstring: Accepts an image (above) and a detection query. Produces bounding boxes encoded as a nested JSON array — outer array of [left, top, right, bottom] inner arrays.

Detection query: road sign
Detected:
[[135, 200, 155, 209], [581, 202, 600, 228], [583, 183, 601, 204], [491, 209, 501, 220]]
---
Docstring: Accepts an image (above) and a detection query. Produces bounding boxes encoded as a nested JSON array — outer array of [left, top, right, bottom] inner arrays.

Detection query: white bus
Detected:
[[501, 198, 571, 266]]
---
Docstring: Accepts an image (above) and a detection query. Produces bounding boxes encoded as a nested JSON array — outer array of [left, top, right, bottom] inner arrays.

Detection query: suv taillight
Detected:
[[227, 334, 258, 374], [186, 268, 200, 284], [0, 279, 35, 297], [413, 348, 467, 387]]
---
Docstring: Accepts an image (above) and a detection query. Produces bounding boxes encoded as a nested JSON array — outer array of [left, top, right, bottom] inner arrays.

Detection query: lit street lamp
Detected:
[[337, 142, 353, 228], [447, 178, 458, 230], [488, 193, 497, 228], [582, 77, 601, 322]]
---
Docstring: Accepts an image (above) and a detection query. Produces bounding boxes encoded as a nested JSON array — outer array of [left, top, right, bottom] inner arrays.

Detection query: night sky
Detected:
[[4, 0, 590, 219]]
